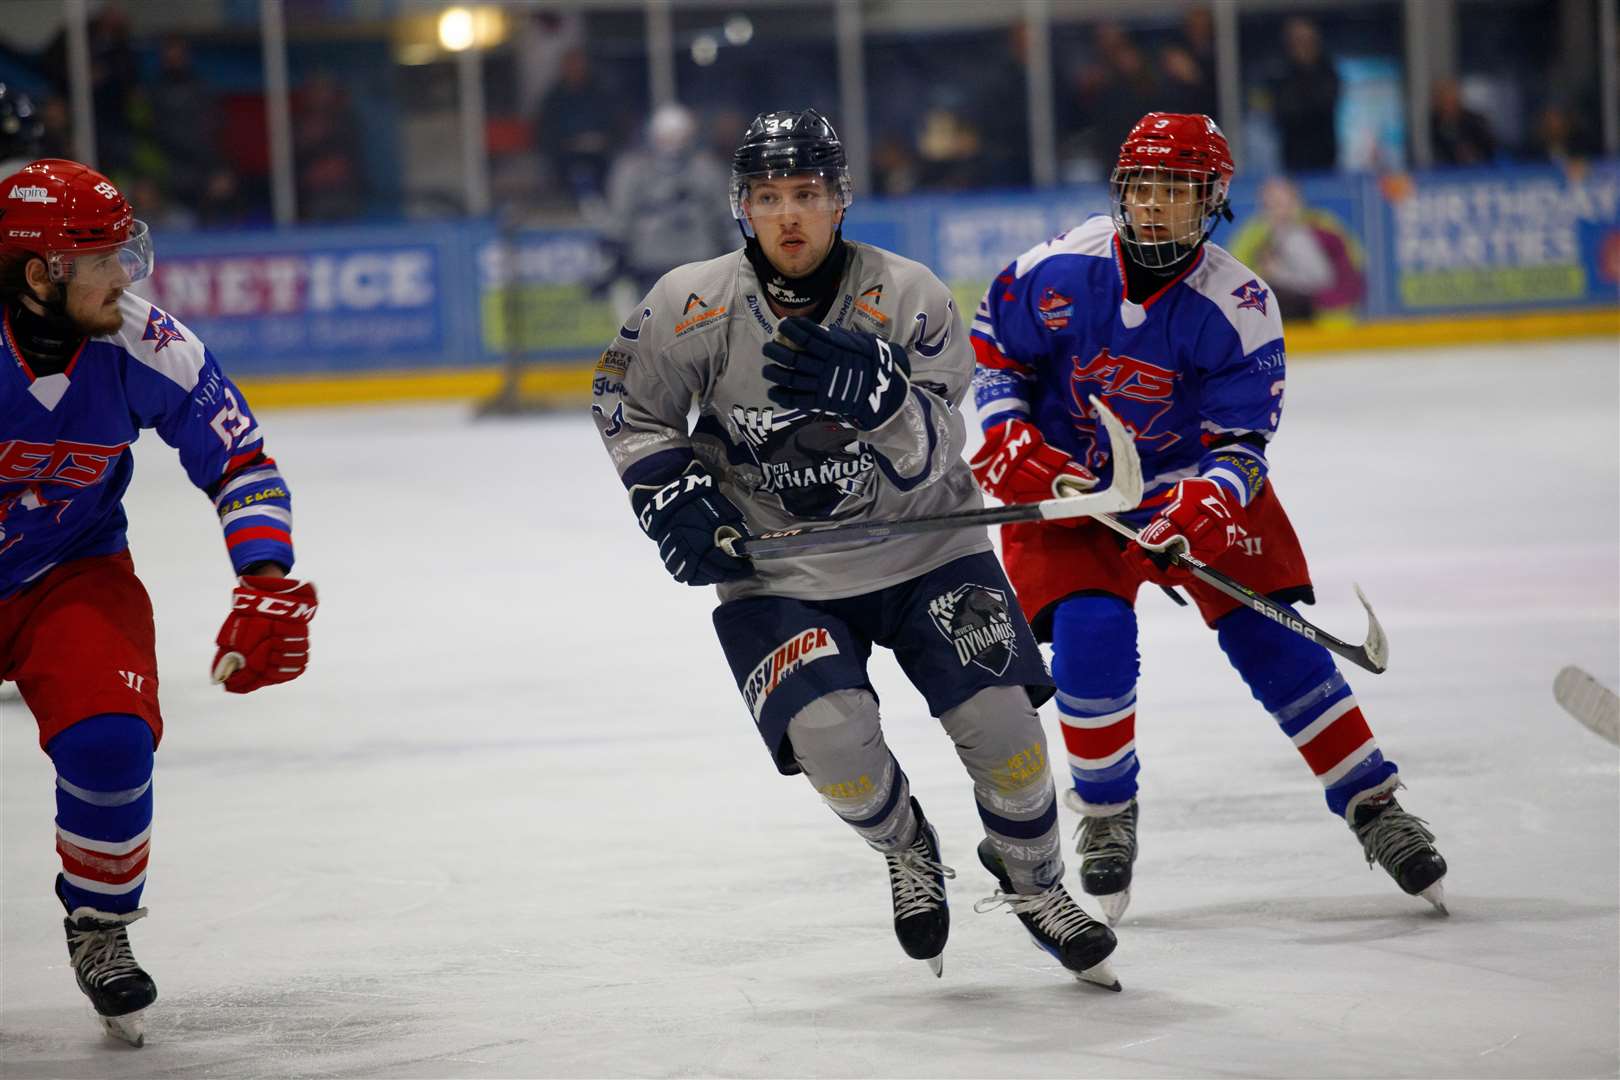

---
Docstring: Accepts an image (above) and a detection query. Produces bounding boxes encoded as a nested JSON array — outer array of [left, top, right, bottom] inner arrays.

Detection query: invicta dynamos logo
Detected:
[[929, 584, 1018, 675]]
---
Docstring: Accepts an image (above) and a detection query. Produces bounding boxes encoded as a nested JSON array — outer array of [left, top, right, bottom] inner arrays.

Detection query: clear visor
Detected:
[[46, 219, 153, 285], [729, 168, 853, 221]]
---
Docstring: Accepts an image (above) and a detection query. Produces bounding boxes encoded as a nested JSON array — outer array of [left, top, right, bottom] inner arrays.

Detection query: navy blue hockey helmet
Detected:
[[729, 108, 852, 221]]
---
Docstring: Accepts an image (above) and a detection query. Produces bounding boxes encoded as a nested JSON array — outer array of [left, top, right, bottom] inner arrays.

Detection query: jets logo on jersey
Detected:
[[141, 307, 185, 353], [1037, 287, 1074, 331], [0, 438, 129, 487], [928, 584, 1017, 676], [1232, 280, 1270, 316], [1069, 348, 1180, 455]]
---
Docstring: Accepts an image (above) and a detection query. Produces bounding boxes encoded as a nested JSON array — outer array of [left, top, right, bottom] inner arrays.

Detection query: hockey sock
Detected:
[[1051, 595, 1141, 813], [941, 685, 1063, 892], [46, 713, 155, 914], [788, 689, 917, 852], [1216, 604, 1398, 820]]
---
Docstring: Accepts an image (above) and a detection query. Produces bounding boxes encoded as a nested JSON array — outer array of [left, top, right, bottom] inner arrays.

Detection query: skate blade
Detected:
[[100, 1008, 147, 1047], [1099, 889, 1131, 927], [1074, 958, 1122, 992], [926, 953, 944, 978], [1419, 880, 1449, 916]]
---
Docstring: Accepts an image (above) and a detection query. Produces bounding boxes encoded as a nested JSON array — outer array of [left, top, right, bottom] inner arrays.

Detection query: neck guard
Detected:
[[745, 232, 848, 315]]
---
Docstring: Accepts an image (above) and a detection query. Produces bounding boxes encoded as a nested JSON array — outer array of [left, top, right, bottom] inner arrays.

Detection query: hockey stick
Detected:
[[1086, 509, 1391, 675], [1553, 665, 1619, 745], [722, 396, 1143, 560]]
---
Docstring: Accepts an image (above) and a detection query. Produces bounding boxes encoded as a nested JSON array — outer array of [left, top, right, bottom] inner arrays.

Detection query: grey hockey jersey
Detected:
[[591, 241, 991, 602]]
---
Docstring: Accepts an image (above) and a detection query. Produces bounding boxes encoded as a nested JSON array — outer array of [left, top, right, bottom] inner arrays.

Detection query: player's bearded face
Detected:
[[62, 250, 129, 335], [745, 176, 843, 280], [1122, 171, 1205, 249]]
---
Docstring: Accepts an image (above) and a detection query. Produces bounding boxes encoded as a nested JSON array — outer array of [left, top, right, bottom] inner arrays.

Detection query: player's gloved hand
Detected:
[[629, 461, 753, 586], [1125, 477, 1247, 583], [211, 576, 318, 693], [969, 418, 1098, 510], [761, 316, 911, 431]]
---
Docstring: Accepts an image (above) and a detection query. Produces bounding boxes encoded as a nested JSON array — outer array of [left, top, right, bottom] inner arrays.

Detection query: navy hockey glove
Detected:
[[761, 316, 911, 431], [628, 461, 753, 586]]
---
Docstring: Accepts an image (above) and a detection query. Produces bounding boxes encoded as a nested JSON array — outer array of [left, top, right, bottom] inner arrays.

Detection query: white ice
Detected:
[[3, 339, 1617, 1079]]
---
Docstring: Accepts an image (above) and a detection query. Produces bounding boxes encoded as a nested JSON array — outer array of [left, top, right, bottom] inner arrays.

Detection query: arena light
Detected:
[[723, 15, 753, 45], [691, 33, 719, 66], [438, 7, 475, 52]]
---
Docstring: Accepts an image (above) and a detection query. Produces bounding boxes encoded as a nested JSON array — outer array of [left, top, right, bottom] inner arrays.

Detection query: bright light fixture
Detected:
[[438, 7, 475, 52]]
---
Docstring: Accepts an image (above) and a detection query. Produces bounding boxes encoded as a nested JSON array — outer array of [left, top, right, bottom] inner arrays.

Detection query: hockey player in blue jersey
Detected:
[[0, 159, 318, 1045], [967, 114, 1447, 924]]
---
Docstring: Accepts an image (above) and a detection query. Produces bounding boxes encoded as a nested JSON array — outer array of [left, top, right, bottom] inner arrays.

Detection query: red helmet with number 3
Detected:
[[0, 158, 152, 285], [1110, 113, 1235, 270]]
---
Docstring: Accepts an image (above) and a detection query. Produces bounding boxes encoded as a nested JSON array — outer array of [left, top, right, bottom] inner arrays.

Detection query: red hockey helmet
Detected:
[[0, 158, 152, 285], [1110, 113, 1235, 270]]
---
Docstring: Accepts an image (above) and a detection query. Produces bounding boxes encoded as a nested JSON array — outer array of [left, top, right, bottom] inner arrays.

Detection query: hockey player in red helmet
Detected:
[[0, 159, 318, 1045], [969, 113, 1448, 925]]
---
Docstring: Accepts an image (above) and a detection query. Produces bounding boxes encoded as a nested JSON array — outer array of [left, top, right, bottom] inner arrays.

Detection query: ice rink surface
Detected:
[[3, 339, 1617, 1079]]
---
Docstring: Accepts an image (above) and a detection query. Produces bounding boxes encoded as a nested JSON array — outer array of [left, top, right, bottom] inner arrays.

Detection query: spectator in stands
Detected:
[[598, 103, 733, 301], [1430, 78, 1497, 167], [1068, 23, 1159, 180], [1229, 176, 1364, 322], [1528, 103, 1592, 168], [42, 2, 138, 175], [872, 131, 920, 197], [1157, 44, 1211, 117], [146, 37, 223, 209], [1178, 6, 1219, 107], [294, 72, 367, 222], [536, 48, 617, 208], [1269, 16, 1339, 173]]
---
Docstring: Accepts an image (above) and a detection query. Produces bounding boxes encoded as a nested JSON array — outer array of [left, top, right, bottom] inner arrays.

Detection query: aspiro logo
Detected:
[[7, 184, 56, 204]]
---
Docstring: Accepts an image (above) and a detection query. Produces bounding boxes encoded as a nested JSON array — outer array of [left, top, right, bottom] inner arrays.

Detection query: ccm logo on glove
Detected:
[[212, 576, 318, 693]]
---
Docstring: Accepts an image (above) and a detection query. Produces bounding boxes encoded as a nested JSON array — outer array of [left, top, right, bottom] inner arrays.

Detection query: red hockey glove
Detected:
[[211, 576, 318, 694], [970, 419, 1098, 510], [1126, 477, 1246, 584]]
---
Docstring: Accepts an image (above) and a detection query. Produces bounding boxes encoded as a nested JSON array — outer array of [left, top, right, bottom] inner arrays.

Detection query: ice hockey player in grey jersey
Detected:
[[591, 107, 1119, 988]]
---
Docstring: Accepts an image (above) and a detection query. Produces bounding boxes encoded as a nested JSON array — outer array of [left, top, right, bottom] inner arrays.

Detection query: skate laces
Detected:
[[1356, 808, 1437, 877], [67, 908, 147, 983], [974, 884, 1093, 944], [1074, 807, 1135, 862], [886, 836, 955, 919]]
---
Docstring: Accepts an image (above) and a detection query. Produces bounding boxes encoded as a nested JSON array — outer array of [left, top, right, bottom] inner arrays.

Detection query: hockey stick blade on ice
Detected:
[[723, 396, 1143, 560], [1088, 512, 1391, 675], [1553, 665, 1619, 746]]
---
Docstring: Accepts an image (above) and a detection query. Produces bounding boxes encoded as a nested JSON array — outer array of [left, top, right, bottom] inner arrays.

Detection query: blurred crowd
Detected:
[[0, 1, 1612, 233]]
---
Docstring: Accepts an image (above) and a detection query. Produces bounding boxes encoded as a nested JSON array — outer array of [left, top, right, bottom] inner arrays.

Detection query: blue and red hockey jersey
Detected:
[[1, 292, 293, 598], [971, 215, 1287, 522]]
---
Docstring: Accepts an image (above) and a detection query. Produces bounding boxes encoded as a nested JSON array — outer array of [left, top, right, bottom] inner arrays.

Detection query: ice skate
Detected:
[[1351, 792, 1449, 915], [885, 798, 955, 977], [973, 839, 1121, 991], [60, 885, 156, 1047], [1065, 791, 1138, 925]]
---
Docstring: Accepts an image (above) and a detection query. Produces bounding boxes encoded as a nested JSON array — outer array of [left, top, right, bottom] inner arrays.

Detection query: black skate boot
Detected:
[[884, 797, 955, 977], [973, 839, 1121, 991], [58, 877, 157, 1046], [1351, 792, 1449, 915], [1066, 791, 1138, 926]]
